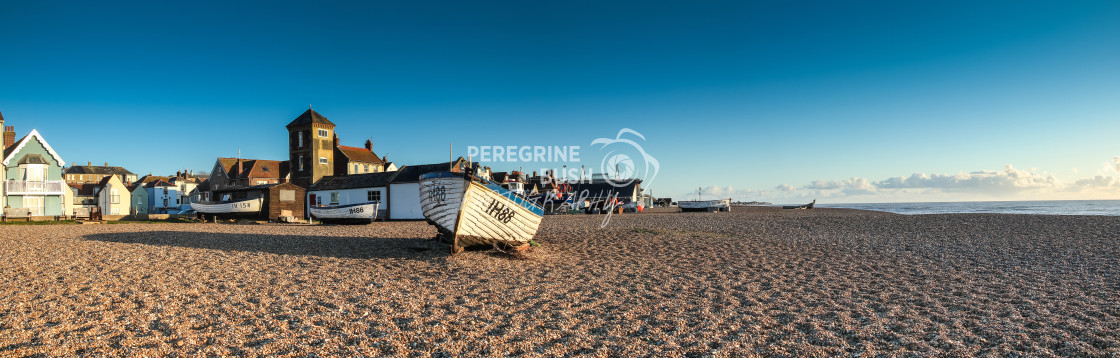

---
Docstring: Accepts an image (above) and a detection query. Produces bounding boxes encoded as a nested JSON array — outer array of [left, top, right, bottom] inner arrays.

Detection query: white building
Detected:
[[306, 171, 394, 220], [305, 159, 465, 220]]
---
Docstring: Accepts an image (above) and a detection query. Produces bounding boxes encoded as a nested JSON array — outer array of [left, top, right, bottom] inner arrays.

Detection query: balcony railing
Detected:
[[5, 180, 66, 195]]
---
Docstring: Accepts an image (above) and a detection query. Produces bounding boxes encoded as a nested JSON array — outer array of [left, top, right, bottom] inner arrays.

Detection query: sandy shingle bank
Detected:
[[1, 207, 1118, 356]]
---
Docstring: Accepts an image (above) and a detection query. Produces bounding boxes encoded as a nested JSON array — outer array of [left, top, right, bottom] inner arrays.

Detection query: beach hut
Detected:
[[386, 159, 465, 220]]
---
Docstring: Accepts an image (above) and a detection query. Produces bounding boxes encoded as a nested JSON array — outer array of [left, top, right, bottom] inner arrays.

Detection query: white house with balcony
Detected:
[[2, 129, 66, 217]]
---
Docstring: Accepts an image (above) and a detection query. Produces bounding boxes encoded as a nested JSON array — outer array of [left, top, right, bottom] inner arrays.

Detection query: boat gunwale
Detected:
[[309, 202, 379, 210], [420, 172, 544, 216]]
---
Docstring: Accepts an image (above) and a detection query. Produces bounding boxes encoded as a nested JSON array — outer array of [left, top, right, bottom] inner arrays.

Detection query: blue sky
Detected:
[[2, 1, 1118, 203]]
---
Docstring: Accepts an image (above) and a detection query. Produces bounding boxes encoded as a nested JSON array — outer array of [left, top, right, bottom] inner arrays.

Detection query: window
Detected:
[[298, 131, 304, 147], [280, 190, 295, 202], [367, 190, 381, 202], [256, 180, 268, 185], [20, 164, 45, 181], [319, 157, 328, 165], [363, 165, 369, 173], [329, 192, 340, 204], [298, 156, 304, 171], [163, 188, 168, 195], [110, 189, 119, 204], [318, 129, 328, 138]]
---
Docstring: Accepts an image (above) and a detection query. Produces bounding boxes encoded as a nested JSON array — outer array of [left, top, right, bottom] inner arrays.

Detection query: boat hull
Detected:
[[420, 172, 544, 251], [678, 199, 731, 212], [190, 198, 263, 216], [310, 202, 378, 223]]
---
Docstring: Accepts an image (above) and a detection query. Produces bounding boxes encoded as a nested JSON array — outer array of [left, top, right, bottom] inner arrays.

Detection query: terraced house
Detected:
[[64, 162, 137, 184], [1, 111, 67, 218]]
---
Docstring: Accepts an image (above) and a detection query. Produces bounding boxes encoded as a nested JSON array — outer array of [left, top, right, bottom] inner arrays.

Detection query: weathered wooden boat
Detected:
[[678, 198, 732, 212], [190, 197, 262, 217], [419, 172, 544, 253], [309, 202, 378, 223], [783, 200, 816, 210]]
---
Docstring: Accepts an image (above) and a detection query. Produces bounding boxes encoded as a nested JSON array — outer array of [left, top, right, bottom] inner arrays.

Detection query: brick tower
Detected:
[[287, 108, 336, 189]]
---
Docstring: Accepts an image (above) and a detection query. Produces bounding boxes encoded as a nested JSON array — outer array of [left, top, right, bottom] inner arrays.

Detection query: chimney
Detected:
[[104, 162, 108, 167], [365, 139, 373, 151], [3, 126, 15, 150], [88, 161, 92, 166], [333, 133, 339, 147]]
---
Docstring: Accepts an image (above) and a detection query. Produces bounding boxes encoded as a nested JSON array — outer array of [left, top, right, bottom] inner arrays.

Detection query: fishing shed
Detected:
[[211, 182, 306, 221]]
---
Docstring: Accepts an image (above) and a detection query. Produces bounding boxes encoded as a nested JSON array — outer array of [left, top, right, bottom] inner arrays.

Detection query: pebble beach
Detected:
[[1, 207, 1118, 356]]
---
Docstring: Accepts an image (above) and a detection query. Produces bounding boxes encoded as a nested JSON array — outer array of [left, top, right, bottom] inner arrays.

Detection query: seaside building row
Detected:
[[0, 108, 647, 221]]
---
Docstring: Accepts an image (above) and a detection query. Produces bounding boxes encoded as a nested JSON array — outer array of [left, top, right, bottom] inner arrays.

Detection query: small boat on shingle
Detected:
[[419, 172, 544, 253]]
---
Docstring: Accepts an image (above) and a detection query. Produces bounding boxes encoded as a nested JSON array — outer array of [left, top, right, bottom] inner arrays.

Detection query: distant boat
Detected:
[[191, 197, 262, 216], [679, 187, 731, 212], [419, 172, 544, 253], [783, 200, 816, 210], [310, 202, 378, 224], [678, 199, 731, 212]]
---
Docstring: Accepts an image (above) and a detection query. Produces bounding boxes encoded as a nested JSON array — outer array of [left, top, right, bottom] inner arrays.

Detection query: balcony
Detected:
[[5, 180, 66, 195]]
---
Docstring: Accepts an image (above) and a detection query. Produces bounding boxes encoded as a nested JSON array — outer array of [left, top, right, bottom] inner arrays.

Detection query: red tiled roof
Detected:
[[215, 158, 289, 180], [145, 179, 175, 188], [337, 145, 383, 164], [136, 175, 171, 185]]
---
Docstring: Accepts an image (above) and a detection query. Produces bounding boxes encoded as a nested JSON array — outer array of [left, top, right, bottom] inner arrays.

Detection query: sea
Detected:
[[812, 200, 1120, 216]]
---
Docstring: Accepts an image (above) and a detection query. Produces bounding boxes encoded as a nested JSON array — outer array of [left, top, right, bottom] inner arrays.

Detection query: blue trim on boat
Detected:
[[420, 171, 544, 216], [484, 182, 545, 216], [310, 202, 376, 209], [421, 172, 461, 180]]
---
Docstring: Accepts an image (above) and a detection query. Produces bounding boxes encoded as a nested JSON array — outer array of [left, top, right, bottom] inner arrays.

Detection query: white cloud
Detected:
[[679, 185, 769, 202], [692, 158, 1120, 204], [1072, 175, 1118, 189], [766, 160, 1120, 203], [874, 165, 1056, 193]]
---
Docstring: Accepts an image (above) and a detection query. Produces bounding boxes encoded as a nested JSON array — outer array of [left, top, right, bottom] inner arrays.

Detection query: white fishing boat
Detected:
[[678, 187, 731, 212], [309, 202, 378, 223], [419, 172, 544, 253], [190, 197, 263, 216], [678, 199, 731, 212]]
